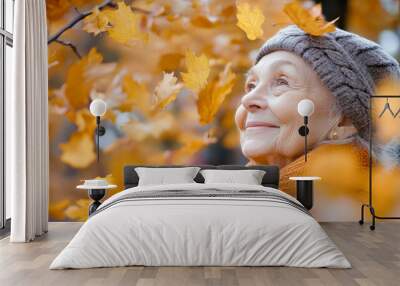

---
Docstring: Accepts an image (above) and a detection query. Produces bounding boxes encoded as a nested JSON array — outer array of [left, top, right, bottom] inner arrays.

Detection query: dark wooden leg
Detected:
[[296, 180, 313, 210], [88, 189, 105, 216]]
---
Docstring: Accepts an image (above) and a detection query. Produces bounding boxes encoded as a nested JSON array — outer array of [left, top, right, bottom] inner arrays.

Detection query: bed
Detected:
[[50, 165, 350, 269]]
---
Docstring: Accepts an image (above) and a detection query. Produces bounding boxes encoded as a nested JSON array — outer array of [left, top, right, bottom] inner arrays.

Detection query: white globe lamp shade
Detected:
[[90, 99, 107, 117], [297, 99, 314, 117]]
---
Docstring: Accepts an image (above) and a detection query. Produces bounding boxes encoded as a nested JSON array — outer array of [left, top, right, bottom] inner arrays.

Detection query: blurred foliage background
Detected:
[[46, 0, 400, 221]]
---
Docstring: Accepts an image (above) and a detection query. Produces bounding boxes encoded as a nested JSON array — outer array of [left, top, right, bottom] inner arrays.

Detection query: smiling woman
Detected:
[[235, 50, 344, 167], [235, 25, 400, 174]]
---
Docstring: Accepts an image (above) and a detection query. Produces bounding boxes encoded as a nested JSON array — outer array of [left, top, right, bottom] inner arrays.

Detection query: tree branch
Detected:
[[131, 6, 151, 14], [55, 39, 82, 59], [47, 0, 115, 44]]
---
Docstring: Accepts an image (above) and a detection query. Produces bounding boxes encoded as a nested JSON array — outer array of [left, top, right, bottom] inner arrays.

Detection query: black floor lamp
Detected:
[[89, 98, 107, 162]]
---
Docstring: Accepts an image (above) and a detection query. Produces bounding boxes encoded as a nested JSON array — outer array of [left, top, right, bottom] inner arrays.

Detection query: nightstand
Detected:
[[289, 177, 321, 210], [77, 184, 117, 215]]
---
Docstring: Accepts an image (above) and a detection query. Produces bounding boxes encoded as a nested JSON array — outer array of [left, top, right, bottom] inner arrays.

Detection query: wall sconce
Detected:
[[89, 98, 107, 162], [297, 99, 314, 162]]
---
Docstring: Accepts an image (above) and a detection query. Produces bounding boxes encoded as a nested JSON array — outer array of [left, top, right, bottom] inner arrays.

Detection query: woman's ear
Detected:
[[328, 116, 358, 140]]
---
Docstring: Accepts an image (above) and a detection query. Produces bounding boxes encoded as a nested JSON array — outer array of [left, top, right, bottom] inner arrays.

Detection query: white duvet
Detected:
[[50, 183, 350, 269]]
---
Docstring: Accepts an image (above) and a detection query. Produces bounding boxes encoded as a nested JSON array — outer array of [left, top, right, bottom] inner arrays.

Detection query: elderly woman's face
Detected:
[[235, 50, 338, 164]]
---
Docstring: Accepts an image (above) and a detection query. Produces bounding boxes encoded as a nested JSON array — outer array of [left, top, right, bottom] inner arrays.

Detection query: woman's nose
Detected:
[[241, 89, 268, 112]]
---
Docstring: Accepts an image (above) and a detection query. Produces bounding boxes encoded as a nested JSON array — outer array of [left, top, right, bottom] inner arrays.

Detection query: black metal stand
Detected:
[[88, 189, 106, 216], [359, 95, 400, 231]]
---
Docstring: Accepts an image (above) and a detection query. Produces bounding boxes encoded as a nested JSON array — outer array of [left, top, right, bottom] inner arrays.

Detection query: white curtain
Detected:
[[8, 0, 49, 242]]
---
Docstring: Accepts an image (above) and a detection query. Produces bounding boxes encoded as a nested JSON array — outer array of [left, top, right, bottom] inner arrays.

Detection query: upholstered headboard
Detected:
[[123, 165, 280, 189]]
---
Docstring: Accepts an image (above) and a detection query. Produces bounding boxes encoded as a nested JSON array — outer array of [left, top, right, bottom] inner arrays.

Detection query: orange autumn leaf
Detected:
[[181, 51, 210, 92], [197, 63, 236, 125], [60, 132, 96, 169], [65, 48, 103, 109], [121, 75, 151, 113], [236, 2, 265, 41], [283, 0, 338, 36], [104, 2, 148, 46], [83, 6, 111, 36], [152, 72, 182, 112], [66, 109, 97, 134]]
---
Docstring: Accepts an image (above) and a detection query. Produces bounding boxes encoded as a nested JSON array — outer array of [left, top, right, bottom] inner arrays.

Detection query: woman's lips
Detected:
[[245, 121, 279, 129]]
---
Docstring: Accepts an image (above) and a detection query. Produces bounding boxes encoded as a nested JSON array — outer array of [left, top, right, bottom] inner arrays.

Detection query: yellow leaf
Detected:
[[60, 132, 96, 169], [121, 75, 151, 113], [83, 6, 110, 36], [66, 109, 97, 134], [181, 51, 210, 92], [236, 2, 265, 40], [65, 48, 103, 109], [197, 64, 236, 125], [105, 2, 148, 46], [152, 72, 182, 111], [283, 1, 338, 36]]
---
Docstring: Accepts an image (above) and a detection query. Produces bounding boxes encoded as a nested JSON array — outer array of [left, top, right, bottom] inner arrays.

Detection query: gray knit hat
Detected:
[[256, 25, 400, 141]]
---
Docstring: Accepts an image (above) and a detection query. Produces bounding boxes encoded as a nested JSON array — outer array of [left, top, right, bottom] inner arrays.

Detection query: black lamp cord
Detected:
[[304, 116, 308, 162], [96, 116, 100, 163]]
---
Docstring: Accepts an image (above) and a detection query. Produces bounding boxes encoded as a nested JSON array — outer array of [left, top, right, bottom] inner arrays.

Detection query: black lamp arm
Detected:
[[95, 116, 106, 136], [298, 116, 309, 162]]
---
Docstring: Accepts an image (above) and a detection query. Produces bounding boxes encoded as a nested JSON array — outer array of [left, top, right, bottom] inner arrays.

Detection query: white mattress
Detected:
[[50, 183, 350, 269]]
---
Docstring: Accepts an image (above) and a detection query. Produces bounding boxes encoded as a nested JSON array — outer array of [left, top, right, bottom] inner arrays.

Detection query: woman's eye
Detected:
[[275, 77, 289, 86], [246, 82, 256, 92]]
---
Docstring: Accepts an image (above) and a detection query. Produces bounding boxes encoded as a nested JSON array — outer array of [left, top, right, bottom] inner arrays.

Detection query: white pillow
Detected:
[[200, 169, 266, 185], [135, 167, 201, 186]]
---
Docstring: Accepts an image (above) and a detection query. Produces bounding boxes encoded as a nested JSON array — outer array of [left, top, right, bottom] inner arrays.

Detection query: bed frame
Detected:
[[124, 165, 280, 189]]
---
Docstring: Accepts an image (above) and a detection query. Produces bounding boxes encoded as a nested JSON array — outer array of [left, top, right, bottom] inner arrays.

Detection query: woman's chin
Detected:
[[241, 140, 274, 162]]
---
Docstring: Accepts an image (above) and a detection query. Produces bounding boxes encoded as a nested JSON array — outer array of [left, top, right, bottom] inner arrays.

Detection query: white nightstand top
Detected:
[[77, 184, 117, 190], [289, 176, 321, 181]]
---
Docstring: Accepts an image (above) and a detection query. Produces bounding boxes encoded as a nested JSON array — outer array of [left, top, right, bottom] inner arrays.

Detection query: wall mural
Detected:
[[47, 0, 400, 221]]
